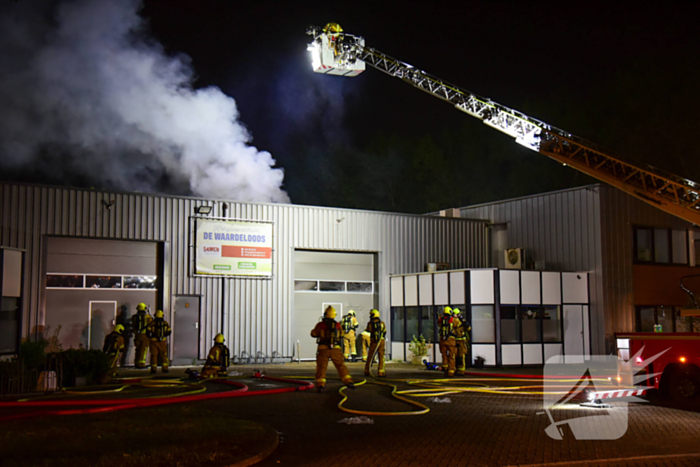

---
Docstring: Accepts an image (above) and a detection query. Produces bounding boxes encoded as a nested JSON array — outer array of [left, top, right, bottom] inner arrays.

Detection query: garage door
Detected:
[[44, 237, 159, 366], [293, 251, 376, 360]]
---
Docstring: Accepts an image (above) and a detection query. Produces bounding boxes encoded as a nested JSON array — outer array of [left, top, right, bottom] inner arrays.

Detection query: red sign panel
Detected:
[[222, 245, 272, 259]]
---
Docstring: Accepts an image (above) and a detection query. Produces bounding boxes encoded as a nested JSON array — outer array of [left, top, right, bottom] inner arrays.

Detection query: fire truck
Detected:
[[306, 24, 700, 402]]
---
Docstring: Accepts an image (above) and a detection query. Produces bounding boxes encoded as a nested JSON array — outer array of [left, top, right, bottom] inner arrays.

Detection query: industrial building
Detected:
[[0, 181, 490, 364], [1, 180, 697, 366]]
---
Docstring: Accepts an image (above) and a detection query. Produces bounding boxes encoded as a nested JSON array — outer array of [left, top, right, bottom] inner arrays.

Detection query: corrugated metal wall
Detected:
[[0, 182, 489, 358], [459, 185, 605, 353]]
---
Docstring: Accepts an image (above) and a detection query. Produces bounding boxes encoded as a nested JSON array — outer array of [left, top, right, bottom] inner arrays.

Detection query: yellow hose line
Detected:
[[64, 385, 130, 395], [337, 379, 430, 416]]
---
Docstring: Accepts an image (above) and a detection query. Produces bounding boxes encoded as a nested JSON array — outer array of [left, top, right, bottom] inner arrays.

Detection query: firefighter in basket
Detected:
[[364, 309, 387, 377], [201, 333, 231, 378], [310, 306, 355, 393]]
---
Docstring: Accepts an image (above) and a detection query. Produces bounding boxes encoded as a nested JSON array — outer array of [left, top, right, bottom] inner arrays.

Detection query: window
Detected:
[[294, 280, 318, 291], [391, 307, 405, 342], [319, 281, 345, 292], [123, 276, 157, 289], [654, 229, 670, 263], [421, 306, 435, 343], [46, 274, 84, 288], [542, 306, 562, 342], [520, 307, 541, 343], [636, 228, 652, 262], [671, 230, 688, 264], [635, 306, 678, 333], [85, 276, 121, 289], [347, 282, 373, 293], [472, 305, 495, 343], [406, 307, 420, 341], [500, 306, 520, 343], [294, 280, 373, 294], [634, 227, 689, 265]]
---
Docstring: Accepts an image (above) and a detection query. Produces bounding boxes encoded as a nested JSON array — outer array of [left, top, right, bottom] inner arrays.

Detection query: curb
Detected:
[[227, 423, 280, 467]]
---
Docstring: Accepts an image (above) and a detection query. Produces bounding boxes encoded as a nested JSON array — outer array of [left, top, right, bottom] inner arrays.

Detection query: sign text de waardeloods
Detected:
[[195, 219, 272, 276]]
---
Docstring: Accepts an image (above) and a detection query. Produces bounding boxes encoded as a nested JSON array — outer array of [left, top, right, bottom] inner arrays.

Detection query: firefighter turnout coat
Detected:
[[310, 318, 354, 389]]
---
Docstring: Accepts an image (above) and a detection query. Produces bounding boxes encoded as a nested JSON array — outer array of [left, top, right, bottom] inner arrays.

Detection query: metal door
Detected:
[[172, 296, 200, 365], [88, 301, 117, 350], [563, 305, 584, 363]]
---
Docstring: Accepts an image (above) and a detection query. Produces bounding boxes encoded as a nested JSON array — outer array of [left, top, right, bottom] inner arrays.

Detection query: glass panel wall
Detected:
[[421, 306, 435, 343], [405, 307, 420, 340], [520, 307, 541, 343], [391, 308, 405, 343], [472, 305, 495, 343], [542, 306, 561, 342], [500, 306, 520, 343]]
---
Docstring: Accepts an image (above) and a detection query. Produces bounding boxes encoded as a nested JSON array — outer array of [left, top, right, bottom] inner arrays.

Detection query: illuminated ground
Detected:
[[2, 362, 700, 466]]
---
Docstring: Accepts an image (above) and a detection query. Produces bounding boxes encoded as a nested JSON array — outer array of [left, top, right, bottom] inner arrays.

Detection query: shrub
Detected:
[[408, 335, 429, 357], [57, 349, 111, 386]]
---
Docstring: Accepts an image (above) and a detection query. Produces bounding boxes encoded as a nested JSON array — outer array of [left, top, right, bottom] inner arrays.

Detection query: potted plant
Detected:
[[408, 335, 430, 365], [474, 355, 486, 369]]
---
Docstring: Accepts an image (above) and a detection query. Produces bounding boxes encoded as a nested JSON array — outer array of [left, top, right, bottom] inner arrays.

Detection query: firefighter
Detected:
[[341, 310, 359, 361], [439, 306, 457, 377], [147, 310, 171, 374], [310, 306, 355, 393], [361, 330, 371, 362], [452, 308, 471, 376], [131, 302, 151, 368], [364, 309, 387, 377], [103, 324, 125, 373], [201, 333, 230, 378]]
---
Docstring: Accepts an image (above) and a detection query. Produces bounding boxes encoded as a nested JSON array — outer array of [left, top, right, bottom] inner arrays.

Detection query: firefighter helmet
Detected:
[[324, 306, 336, 319], [114, 324, 124, 334], [452, 308, 461, 316], [347, 310, 355, 317], [214, 333, 225, 344], [136, 303, 147, 312], [155, 310, 164, 319], [443, 306, 453, 315], [370, 309, 380, 319]]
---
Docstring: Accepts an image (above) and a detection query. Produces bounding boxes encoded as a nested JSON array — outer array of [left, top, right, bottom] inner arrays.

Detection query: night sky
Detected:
[[2, 1, 699, 213]]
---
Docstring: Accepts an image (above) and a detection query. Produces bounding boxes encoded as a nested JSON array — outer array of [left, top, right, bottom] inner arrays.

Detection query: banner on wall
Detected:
[[195, 218, 273, 277]]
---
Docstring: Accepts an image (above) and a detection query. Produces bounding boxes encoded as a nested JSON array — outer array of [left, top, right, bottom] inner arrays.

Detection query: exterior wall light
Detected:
[[195, 205, 212, 215]]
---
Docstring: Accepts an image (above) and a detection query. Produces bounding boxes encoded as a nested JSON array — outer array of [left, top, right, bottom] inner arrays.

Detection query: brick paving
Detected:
[[198, 362, 700, 467], [4, 362, 700, 466]]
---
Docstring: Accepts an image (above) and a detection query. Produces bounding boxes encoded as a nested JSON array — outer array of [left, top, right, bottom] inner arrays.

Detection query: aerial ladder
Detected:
[[306, 23, 700, 226]]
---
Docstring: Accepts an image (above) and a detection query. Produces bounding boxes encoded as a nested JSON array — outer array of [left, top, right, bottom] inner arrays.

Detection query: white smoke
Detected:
[[0, 0, 289, 203]]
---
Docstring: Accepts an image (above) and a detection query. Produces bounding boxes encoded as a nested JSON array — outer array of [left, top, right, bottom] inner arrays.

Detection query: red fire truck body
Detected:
[[616, 332, 700, 401]]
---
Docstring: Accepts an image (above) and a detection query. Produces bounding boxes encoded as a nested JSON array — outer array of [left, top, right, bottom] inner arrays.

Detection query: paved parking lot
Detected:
[[4, 362, 700, 466], [204, 362, 700, 467]]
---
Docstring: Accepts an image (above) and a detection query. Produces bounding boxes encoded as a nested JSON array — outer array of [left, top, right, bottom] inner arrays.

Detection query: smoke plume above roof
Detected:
[[0, 0, 289, 203]]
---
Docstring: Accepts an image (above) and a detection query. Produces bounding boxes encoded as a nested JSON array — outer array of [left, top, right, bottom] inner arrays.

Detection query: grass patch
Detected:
[[0, 405, 275, 467]]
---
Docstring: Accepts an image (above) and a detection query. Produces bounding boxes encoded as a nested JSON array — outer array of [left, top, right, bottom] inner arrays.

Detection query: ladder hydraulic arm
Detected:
[[306, 24, 700, 225]]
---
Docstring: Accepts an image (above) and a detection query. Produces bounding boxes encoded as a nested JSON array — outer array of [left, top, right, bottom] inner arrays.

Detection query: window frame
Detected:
[[633, 227, 689, 266]]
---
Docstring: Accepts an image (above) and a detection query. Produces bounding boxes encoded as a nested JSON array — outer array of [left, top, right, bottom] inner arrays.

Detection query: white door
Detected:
[[563, 305, 584, 363], [88, 301, 117, 350]]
